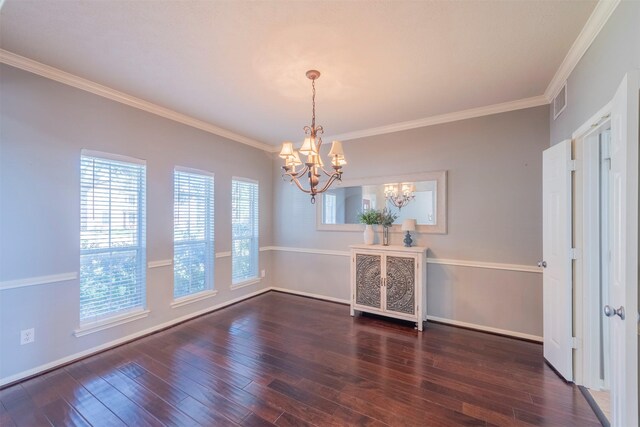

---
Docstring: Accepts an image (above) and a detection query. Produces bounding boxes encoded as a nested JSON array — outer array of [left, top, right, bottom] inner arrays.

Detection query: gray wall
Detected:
[[272, 105, 549, 338], [550, 0, 640, 144], [0, 65, 274, 382]]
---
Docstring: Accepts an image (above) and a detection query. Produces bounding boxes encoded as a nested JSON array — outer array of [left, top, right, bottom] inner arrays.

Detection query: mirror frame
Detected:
[[316, 170, 447, 234]]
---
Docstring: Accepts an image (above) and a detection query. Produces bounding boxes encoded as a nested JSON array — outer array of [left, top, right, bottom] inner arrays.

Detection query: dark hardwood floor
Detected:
[[0, 292, 599, 426]]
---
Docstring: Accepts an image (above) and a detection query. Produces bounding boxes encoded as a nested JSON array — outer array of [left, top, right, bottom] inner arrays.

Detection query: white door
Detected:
[[607, 71, 638, 427], [542, 139, 573, 381]]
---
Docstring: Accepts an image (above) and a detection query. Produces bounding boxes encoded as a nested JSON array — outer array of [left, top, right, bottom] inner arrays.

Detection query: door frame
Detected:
[[569, 71, 639, 426], [571, 102, 612, 389]]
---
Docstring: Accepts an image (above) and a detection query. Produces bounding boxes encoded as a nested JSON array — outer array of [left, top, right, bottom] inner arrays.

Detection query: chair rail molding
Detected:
[[264, 246, 542, 274], [0, 272, 78, 291]]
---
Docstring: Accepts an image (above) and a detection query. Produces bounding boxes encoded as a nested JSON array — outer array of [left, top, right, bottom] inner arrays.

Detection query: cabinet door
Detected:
[[355, 253, 382, 309], [385, 255, 416, 315]]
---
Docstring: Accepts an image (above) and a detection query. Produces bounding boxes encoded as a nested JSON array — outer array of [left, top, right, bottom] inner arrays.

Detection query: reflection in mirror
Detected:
[[322, 180, 437, 225]]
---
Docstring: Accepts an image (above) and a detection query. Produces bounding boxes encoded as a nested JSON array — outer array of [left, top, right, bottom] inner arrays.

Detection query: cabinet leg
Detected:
[[417, 321, 423, 331], [350, 307, 355, 316]]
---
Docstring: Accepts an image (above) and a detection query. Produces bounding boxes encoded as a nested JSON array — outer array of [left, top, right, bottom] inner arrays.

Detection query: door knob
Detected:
[[604, 305, 625, 320], [537, 261, 547, 268]]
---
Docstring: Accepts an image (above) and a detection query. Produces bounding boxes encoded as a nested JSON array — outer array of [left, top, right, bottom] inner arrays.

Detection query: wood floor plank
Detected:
[[1, 292, 599, 427], [64, 362, 163, 427]]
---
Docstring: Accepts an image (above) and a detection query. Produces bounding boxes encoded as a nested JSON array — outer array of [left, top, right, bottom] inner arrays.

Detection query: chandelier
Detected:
[[279, 70, 346, 203], [384, 182, 415, 210]]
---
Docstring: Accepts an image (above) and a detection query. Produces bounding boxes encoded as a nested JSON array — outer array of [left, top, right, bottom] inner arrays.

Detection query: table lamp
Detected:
[[402, 219, 416, 247]]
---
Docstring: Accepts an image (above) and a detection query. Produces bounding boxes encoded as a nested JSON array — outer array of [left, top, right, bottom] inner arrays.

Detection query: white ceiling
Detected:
[[0, 1, 596, 146]]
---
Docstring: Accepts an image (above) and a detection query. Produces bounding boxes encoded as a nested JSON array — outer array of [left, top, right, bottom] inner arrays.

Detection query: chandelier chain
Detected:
[[311, 78, 316, 128]]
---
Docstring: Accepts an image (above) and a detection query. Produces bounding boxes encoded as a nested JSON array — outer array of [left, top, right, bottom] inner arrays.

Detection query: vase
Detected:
[[363, 225, 375, 245], [382, 226, 390, 246]]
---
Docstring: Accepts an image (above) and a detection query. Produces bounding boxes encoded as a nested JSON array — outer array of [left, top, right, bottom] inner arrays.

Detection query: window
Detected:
[[80, 151, 146, 323], [231, 178, 259, 284], [173, 168, 214, 299], [324, 193, 337, 224]]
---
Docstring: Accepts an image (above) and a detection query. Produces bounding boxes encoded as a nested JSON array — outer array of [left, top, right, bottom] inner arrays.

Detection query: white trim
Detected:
[[259, 246, 274, 252], [325, 96, 548, 142], [81, 149, 146, 166], [171, 290, 218, 309], [425, 315, 543, 342], [231, 176, 259, 185], [230, 278, 261, 290], [270, 287, 351, 305], [571, 101, 612, 140], [544, 0, 621, 102], [0, 287, 270, 387], [427, 258, 541, 274], [174, 165, 215, 177], [265, 246, 541, 273], [0, 272, 78, 290], [215, 251, 232, 258], [268, 246, 350, 257], [74, 310, 150, 337], [148, 259, 172, 269], [0, 49, 273, 152]]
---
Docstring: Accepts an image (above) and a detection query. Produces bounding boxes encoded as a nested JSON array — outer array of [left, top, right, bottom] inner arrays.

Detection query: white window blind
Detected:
[[173, 168, 214, 299], [232, 178, 259, 283], [80, 151, 146, 324]]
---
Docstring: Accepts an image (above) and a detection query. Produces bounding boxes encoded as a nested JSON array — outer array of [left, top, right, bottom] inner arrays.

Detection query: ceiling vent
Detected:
[[553, 83, 567, 120]]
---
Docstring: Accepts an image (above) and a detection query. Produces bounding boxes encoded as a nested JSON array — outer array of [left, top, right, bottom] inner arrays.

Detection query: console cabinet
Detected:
[[350, 244, 427, 330]]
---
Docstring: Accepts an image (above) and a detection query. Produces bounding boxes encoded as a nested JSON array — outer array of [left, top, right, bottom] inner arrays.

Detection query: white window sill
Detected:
[[231, 278, 261, 290], [74, 309, 150, 337], [170, 290, 218, 309]]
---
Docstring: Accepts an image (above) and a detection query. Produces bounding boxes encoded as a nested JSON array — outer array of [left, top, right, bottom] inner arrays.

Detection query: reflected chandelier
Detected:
[[384, 182, 415, 210], [279, 70, 346, 203]]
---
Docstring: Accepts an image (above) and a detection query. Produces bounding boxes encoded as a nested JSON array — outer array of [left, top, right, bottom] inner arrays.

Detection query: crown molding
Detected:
[[325, 95, 549, 143], [0, 49, 274, 152], [2, 0, 619, 152], [544, 0, 621, 102]]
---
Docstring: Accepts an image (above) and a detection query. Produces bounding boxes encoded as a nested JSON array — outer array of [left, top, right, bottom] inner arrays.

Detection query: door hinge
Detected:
[[571, 337, 579, 349], [569, 160, 577, 171], [569, 248, 581, 260]]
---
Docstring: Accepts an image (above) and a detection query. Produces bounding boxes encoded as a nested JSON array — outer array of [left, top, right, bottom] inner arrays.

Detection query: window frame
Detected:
[[172, 166, 216, 302], [78, 149, 147, 327], [231, 177, 260, 286]]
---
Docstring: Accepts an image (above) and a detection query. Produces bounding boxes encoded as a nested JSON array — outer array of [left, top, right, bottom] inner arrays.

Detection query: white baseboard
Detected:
[[271, 287, 542, 342], [426, 315, 543, 342], [0, 287, 270, 387], [270, 287, 350, 305]]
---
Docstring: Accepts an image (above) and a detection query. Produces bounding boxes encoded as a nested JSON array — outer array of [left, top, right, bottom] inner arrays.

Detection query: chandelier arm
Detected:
[[289, 176, 312, 194], [319, 165, 339, 177], [314, 173, 342, 195]]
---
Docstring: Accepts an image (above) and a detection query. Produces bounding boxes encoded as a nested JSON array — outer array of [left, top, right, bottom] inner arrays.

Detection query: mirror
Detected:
[[316, 171, 447, 234]]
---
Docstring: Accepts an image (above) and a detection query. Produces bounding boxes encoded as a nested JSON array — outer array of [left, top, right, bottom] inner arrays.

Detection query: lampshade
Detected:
[[328, 140, 344, 157], [279, 141, 294, 159], [401, 219, 416, 231], [401, 183, 415, 194], [333, 154, 347, 167], [299, 136, 317, 156]]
